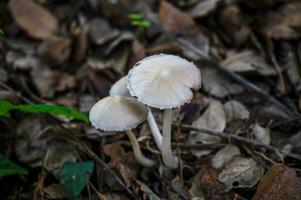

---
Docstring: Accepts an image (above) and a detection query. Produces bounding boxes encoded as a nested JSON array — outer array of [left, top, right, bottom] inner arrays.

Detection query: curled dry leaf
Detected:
[[252, 164, 301, 200], [258, 2, 301, 39], [224, 100, 250, 123], [211, 145, 241, 169], [222, 51, 276, 76], [55, 73, 76, 92], [218, 157, 265, 192], [250, 124, 271, 146], [9, 0, 58, 39], [188, 101, 226, 157]]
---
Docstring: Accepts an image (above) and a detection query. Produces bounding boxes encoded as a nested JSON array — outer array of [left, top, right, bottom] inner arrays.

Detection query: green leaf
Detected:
[[58, 161, 94, 199], [131, 20, 151, 28], [0, 100, 15, 118], [0, 154, 28, 177], [128, 13, 143, 20], [0, 100, 89, 123]]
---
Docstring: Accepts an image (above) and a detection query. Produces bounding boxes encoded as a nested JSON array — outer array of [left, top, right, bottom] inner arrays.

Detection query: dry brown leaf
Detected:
[[38, 37, 71, 65], [252, 164, 301, 200], [259, 2, 301, 39], [201, 167, 226, 199], [160, 0, 196, 33], [9, 0, 58, 39]]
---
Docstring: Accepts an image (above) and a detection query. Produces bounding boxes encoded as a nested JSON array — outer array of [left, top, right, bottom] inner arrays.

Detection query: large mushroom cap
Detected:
[[89, 96, 147, 132], [128, 54, 201, 109], [109, 76, 130, 96]]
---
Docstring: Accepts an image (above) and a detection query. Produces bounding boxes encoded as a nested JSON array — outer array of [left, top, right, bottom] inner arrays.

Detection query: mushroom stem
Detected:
[[162, 109, 178, 169], [126, 131, 156, 167], [147, 107, 162, 150]]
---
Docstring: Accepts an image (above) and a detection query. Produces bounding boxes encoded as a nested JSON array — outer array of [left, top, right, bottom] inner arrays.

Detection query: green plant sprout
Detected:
[[128, 13, 151, 28]]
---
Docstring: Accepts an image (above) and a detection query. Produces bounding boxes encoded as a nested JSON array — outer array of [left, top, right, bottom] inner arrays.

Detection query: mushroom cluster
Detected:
[[89, 54, 201, 169]]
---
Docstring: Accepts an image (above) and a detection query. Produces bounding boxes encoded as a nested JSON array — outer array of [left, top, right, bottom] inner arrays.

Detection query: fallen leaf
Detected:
[[211, 145, 241, 169], [9, 0, 58, 39], [160, 0, 196, 33], [189, 0, 221, 18], [0, 68, 7, 83], [58, 161, 94, 198], [201, 66, 244, 98], [250, 124, 271, 146], [252, 164, 301, 200], [219, 5, 251, 46], [38, 37, 71, 65], [224, 100, 250, 123], [222, 51, 276, 76], [218, 157, 264, 192], [55, 73, 76, 92], [88, 18, 119, 45], [201, 167, 226, 199], [258, 2, 301, 39], [188, 101, 226, 157], [31, 66, 57, 98], [0, 154, 28, 177]]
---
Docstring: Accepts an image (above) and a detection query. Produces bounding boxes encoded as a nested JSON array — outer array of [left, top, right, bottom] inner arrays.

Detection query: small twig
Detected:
[[171, 143, 224, 150], [180, 124, 301, 161]]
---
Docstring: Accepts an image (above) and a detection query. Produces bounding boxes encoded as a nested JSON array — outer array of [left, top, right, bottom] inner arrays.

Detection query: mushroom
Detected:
[[128, 54, 201, 169], [109, 76, 163, 150], [89, 95, 156, 167]]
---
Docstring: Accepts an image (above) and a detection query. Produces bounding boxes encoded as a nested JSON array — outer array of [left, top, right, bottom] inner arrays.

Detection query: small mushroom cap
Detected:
[[89, 96, 147, 132], [128, 54, 201, 109], [109, 76, 130, 97]]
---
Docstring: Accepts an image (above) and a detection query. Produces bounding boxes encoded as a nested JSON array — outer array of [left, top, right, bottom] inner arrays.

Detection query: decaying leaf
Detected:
[[0, 68, 8, 83], [201, 167, 227, 199], [15, 115, 51, 167], [219, 5, 251, 45], [88, 18, 120, 45], [201, 66, 244, 98], [250, 124, 271, 146], [38, 37, 71, 65], [222, 51, 276, 76], [224, 100, 250, 123], [103, 142, 139, 186], [258, 2, 301, 39], [160, 0, 196, 33], [44, 141, 78, 176], [252, 164, 301, 200], [31, 66, 57, 98], [218, 157, 264, 192], [188, 101, 226, 157], [9, 0, 58, 39], [189, 0, 221, 18], [211, 145, 241, 169]]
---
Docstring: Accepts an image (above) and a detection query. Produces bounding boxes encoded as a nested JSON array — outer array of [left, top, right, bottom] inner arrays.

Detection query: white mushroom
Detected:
[[128, 54, 201, 169], [109, 76, 163, 150], [89, 96, 156, 167]]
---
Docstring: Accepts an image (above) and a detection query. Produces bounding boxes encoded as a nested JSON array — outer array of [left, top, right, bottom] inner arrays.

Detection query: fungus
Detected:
[[128, 54, 201, 168], [89, 96, 156, 167], [109, 76, 163, 150]]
